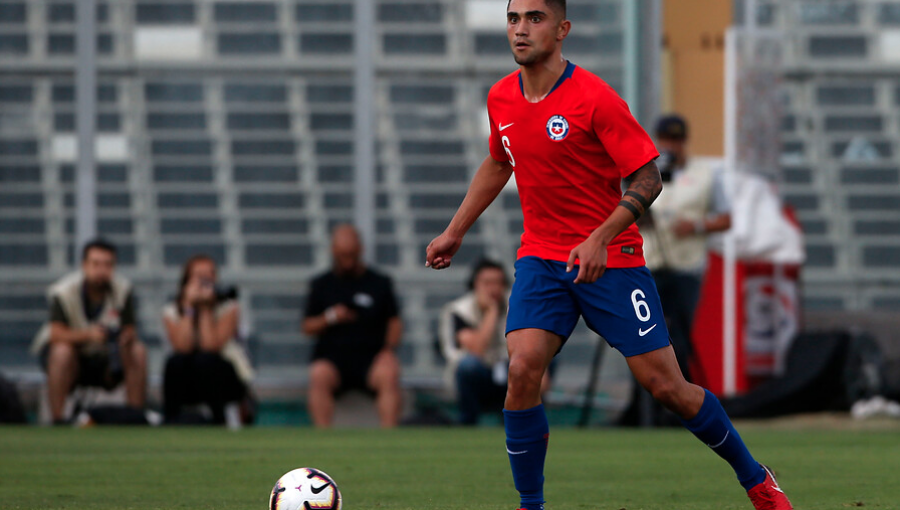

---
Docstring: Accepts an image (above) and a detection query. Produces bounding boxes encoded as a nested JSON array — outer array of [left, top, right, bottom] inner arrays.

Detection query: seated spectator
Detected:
[[302, 224, 403, 428], [439, 259, 510, 425], [32, 239, 147, 424], [440, 259, 552, 425], [162, 255, 253, 425]]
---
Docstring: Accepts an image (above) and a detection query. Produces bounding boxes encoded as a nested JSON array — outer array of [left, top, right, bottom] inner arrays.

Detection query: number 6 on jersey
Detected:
[[501, 136, 516, 167]]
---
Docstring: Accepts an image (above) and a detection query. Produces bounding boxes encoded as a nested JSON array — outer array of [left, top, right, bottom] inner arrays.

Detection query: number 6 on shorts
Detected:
[[631, 289, 651, 322]]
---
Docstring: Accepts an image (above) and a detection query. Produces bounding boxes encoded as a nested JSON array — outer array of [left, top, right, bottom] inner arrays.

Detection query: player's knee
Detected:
[[309, 361, 339, 391], [380, 350, 401, 372], [507, 356, 543, 396], [647, 380, 680, 408], [47, 342, 77, 368], [371, 356, 400, 390], [126, 340, 147, 369]]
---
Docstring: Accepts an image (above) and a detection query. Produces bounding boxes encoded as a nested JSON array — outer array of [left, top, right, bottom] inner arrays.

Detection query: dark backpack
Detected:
[[0, 373, 27, 424]]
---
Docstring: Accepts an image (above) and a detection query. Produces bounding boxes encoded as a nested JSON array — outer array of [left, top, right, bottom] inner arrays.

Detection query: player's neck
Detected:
[[519, 54, 567, 103]]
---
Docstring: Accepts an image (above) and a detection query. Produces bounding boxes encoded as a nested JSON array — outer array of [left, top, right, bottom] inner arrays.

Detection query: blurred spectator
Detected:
[[302, 224, 402, 428], [439, 259, 511, 425], [640, 114, 732, 379], [162, 255, 253, 425], [32, 239, 147, 424], [439, 260, 552, 425]]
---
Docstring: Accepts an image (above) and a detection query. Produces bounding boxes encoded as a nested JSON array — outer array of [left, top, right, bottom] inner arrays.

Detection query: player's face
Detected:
[[82, 248, 115, 290], [507, 0, 567, 67]]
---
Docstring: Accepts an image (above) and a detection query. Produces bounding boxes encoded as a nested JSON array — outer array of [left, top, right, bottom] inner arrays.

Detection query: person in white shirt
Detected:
[[162, 255, 253, 425]]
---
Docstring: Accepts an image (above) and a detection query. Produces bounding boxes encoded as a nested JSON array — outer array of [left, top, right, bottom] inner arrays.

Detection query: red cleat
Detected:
[[747, 465, 793, 510]]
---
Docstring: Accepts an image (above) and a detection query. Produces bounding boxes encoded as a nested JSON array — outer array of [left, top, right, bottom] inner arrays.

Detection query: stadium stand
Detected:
[[746, 1, 900, 311], [0, 1, 633, 407], [5, 0, 896, 415]]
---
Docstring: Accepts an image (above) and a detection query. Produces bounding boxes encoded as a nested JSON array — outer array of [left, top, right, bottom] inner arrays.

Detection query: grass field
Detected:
[[1, 423, 898, 510]]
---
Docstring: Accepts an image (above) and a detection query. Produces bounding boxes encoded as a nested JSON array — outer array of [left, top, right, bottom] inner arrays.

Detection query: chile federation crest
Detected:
[[546, 115, 569, 141]]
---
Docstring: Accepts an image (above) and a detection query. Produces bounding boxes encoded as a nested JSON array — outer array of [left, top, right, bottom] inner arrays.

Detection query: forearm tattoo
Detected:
[[619, 160, 663, 220]]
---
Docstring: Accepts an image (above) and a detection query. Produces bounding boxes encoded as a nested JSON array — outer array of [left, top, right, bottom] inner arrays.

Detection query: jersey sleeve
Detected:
[[487, 101, 508, 163], [303, 279, 326, 319], [49, 296, 68, 325], [592, 87, 659, 177], [120, 291, 137, 327], [382, 277, 400, 319]]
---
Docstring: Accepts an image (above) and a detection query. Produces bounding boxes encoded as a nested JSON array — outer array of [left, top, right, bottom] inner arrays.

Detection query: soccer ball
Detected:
[[269, 468, 342, 510]]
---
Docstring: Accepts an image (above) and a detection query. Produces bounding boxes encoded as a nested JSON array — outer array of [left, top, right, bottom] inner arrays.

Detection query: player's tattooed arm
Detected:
[[567, 159, 663, 283], [619, 159, 663, 220]]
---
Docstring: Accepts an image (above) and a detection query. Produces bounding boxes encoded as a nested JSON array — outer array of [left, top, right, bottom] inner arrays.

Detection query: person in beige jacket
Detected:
[[439, 259, 552, 425], [33, 239, 147, 424], [640, 115, 732, 381], [439, 260, 510, 425]]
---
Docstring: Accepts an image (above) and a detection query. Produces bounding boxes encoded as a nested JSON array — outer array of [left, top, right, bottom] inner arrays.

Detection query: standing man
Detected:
[[34, 239, 147, 424], [302, 224, 403, 428], [641, 114, 731, 380], [425, 1, 791, 509]]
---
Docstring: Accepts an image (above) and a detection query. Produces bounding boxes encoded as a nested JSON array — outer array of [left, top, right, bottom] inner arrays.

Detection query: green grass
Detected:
[[0, 425, 898, 509]]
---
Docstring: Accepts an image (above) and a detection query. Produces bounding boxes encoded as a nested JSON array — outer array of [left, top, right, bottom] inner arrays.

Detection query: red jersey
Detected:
[[487, 62, 658, 267]]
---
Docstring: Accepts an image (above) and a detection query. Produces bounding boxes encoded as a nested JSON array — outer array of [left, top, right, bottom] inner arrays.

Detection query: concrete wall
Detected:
[[661, 0, 732, 156]]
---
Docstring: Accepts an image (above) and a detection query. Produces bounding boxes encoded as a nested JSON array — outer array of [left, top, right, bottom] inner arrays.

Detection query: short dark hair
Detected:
[[468, 258, 510, 290], [655, 114, 688, 141], [508, 0, 566, 19], [81, 238, 117, 262]]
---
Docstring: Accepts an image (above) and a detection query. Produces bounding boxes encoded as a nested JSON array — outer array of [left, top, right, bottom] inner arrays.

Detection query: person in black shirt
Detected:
[[302, 224, 403, 428], [34, 239, 147, 424]]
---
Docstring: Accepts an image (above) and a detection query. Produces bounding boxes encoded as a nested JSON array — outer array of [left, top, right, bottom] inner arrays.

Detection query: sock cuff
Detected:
[[503, 403, 545, 418], [681, 389, 719, 431], [504, 404, 548, 439]]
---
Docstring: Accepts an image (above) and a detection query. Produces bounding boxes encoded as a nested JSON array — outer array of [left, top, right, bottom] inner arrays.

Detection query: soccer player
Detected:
[[424, 1, 793, 509]]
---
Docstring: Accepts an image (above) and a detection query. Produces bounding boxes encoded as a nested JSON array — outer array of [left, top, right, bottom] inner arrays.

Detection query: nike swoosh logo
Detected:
[[506, 448, 528, 455], [706, 430, 729, 449], [499, 122, 514, 131], [638, 324, 657, 337], [310, 483, 332, 494]]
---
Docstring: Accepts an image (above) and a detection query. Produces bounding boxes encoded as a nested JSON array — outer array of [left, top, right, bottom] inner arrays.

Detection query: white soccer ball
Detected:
[[269, 468, 342, 510]]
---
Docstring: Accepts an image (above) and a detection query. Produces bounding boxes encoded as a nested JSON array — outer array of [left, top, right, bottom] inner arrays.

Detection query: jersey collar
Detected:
[[518, 60, 576, 99]]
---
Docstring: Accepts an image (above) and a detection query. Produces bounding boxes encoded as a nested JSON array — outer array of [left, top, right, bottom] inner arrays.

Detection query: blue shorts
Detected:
[[506, 256, 670, 357]]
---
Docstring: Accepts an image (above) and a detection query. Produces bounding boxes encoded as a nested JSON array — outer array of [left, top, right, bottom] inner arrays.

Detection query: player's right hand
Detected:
[[567, 235, 608, 284], [87, 325, 108, 344], [329, 304, 357, 324], [425, 232, 463, 270]]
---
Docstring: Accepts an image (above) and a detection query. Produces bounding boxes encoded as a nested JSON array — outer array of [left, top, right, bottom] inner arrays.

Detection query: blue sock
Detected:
[[681, 389, 766, 491], [504, 404, 549, 510]]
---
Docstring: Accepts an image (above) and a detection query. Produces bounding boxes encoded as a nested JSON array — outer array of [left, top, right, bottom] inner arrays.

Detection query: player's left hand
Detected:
[[425, 231, 463, 270], [567, 236, 608, 284]]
